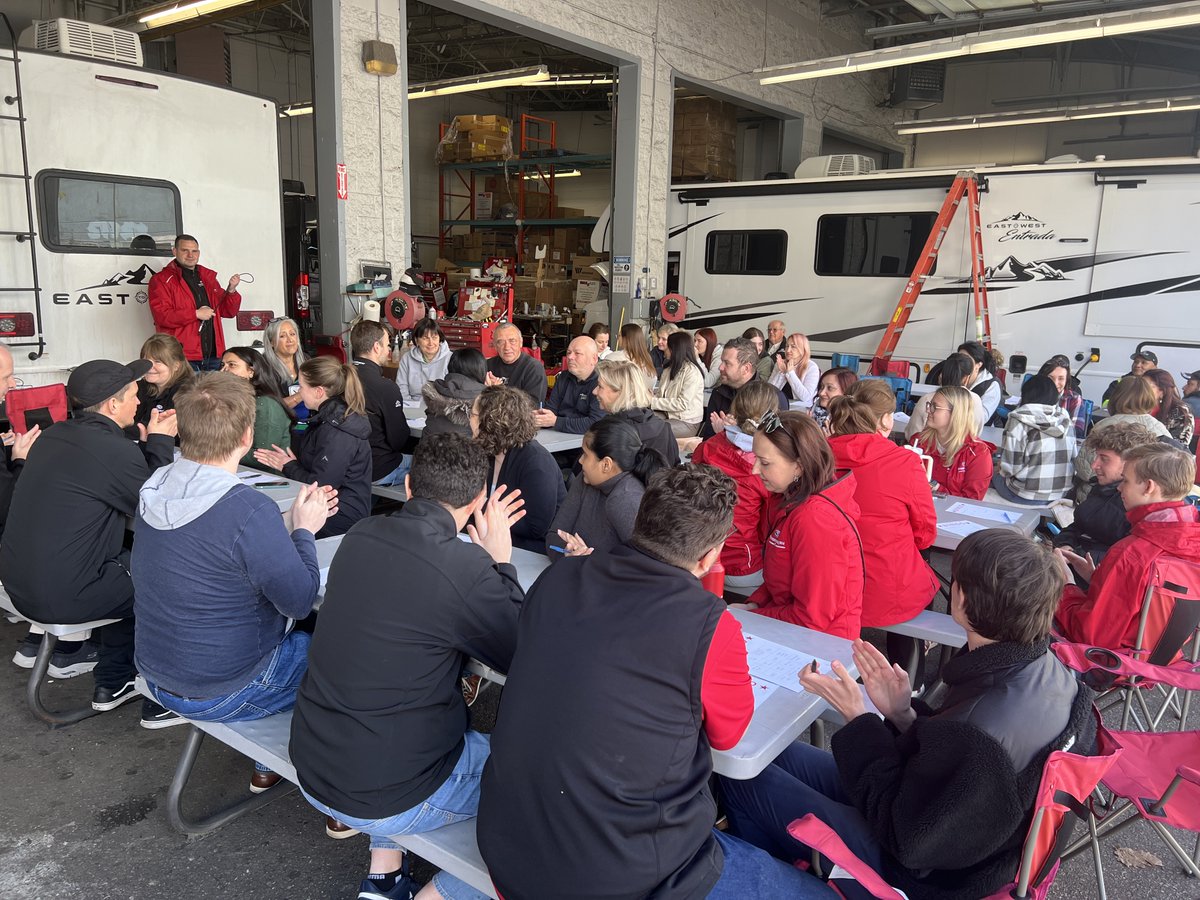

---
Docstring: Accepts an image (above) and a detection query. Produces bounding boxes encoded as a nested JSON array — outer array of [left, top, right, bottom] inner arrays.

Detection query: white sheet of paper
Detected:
[[744, 633, 832, 693], [237, 471, 288, 485], [750, 676, 779, 710], [946, 500, 1019, 524], [939, 519, 989, 539], [407, 416, 427, 429], [320, 566, 331, 591]]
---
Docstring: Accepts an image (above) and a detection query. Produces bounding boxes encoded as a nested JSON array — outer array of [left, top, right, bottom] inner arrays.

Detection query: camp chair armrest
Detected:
[[1177, 765, 1200, 787], [786, 815, 906, 900]]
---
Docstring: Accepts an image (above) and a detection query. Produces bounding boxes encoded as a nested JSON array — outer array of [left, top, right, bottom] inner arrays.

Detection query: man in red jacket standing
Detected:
[[148, 234, 242, 371]]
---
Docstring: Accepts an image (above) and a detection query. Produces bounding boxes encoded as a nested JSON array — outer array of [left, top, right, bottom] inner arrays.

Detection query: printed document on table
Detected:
[[238, 470, 289, 486], [946, 501, 1019, 524], [750, 676, 779, 710], [744, 633, 832, 693], [407, 416, 427, 429], [939, 520, 988, 539]]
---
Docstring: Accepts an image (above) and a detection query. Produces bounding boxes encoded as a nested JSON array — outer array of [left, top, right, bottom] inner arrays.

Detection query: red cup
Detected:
[[701, 561, 726, 598]]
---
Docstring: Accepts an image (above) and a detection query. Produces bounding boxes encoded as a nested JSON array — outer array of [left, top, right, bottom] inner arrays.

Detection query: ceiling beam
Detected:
[[867, 0, 1162, 39]]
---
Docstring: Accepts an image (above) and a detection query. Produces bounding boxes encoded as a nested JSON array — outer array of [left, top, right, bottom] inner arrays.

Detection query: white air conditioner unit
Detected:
[[19, 19, 143, 67], [794, 154, 877, 178]]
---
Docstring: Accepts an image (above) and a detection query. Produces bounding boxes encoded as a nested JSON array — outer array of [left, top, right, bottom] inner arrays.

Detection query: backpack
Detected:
[[971, 376, 1009, 426]]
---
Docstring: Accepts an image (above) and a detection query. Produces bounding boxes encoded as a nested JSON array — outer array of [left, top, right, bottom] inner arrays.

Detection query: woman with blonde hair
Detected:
[[908, 384, 993, 499], [255, 357, 372, 536], [607, 322, 657, 390], [593, 358, 679, 465], [768, 333, 819, 409], [828, 379, 938, 666], [135, 333, 195, 432], [652, 322, 681, 375]]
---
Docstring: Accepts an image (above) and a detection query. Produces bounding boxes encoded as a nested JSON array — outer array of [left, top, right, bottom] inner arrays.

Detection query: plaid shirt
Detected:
[[1000, 403, 1076, 501]]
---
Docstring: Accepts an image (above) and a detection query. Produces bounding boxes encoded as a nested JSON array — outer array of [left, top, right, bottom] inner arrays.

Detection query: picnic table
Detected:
[[404, 406, 584, 454], [933, 493, 1041, 551]]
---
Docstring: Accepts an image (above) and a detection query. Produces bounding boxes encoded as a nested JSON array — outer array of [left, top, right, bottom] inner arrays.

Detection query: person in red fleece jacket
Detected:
[[909, 384, 994, 500], [732, 410, 864, 640], [691, 381, 779, 587], [1056, 442, 1200, 652], [147, 234, 242, 370]]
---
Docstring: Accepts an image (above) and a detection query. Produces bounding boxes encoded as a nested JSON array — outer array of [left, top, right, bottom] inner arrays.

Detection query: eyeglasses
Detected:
[[756, 409, 784, 434], [927, 402, 954, 413]]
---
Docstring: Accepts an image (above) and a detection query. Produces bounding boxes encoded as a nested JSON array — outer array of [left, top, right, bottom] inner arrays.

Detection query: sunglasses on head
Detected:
[[745, 409, 783, 434]]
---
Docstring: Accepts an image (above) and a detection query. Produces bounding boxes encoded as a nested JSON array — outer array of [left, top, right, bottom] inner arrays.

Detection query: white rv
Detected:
[[668, 156, 1200, 399], [0, 21, 284, 386]]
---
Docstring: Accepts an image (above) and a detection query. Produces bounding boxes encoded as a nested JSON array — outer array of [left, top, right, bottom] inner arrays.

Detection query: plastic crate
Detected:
[[830, 352, 860, 372]]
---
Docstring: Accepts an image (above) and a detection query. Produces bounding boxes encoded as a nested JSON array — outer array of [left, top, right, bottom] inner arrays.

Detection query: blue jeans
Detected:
[[145, 631, 310, 774], [301, 730, 492, 900], [190, 357, 223, 373], [720, 741, 885, 896], [373, 455, 411, 487], [991, 472, 1053, 506], [707, 830, 832, 897]]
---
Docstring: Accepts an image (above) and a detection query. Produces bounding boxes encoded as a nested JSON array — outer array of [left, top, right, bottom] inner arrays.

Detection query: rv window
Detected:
[[815, 213, 937, 277], [704, 230, 787, 276], [37, 171, 180, 255]]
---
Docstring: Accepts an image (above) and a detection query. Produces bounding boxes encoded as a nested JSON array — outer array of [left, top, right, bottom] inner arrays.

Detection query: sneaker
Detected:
[[12, 632, 42, 669], [91, 680, 140, 711], [140, 699, 186, 729], [326, 816, 361, 839], [48, 641, 99, 679], [357, 871, 419, 900], [249, 770, 283, 793], [461, 673, 488, 707]]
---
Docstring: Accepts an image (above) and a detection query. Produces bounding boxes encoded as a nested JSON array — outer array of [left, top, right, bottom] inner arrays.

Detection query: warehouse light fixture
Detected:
[[897, 94, 1200, 133], [522, 168, 583, 179], [278, 102, 313, 118], [408, 65, 550, 99], [758, 1, 1200, 83], [541, 74, 615, 88], [138, 0, 256, 26]]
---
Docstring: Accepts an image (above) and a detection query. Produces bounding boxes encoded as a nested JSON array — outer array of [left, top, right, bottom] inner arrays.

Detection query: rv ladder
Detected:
[[870, 170, 991, 376], [0, 13, 45, 361]]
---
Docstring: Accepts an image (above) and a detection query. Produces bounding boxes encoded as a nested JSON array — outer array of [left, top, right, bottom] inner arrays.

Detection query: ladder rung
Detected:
[[0, 173, 30, 180], [0, 115, 22, 122], [0, 287, 39, 292], [0, 230, 33, 236]]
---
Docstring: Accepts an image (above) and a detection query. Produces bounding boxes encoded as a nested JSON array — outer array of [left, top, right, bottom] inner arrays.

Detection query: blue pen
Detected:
[[1046, 521, 1062, 535], [549, 545, 566, 553]]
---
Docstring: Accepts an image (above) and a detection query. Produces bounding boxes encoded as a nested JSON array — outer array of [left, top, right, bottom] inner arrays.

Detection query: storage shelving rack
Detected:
[[438, 113, 611, 270]]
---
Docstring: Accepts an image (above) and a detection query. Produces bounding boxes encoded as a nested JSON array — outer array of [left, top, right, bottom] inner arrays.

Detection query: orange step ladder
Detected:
[[869, 170, 992, 376]]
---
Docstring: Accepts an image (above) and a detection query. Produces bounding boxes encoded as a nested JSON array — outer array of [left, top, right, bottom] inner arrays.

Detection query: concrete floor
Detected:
[[1, 614, 1197, 899]]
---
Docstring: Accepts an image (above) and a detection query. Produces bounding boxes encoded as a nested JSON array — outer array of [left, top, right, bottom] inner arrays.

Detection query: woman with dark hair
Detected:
[[254, 357, 372, 537], [221, 346, 293, 465], [810, 366, 859, 430], [650, 331, 705, 438], [994, 374, 1075, 505], [958, 340, 1003, 423], [1144, 368, 1195, 444], [694, 327, 723, 389], [1037, 356, 1087, 439], [828, 380, 937, 653], [607, 322, 658, 390], [593, 358, 680, 466], [421, 347, 487, 437], [546, 416, 667, 558], [135, 333, 196, 433], [395, 317, 451, 404], [730, 411, 864, 639], [471, 385, 566, 553]]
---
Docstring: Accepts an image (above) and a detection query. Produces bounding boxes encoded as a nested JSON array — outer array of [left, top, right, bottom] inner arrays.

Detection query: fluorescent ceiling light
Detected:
[[523, 169, 582, 179], [541, 74, 614, 88], [759, 1, 1200, 83], [409, 65, 549, 99], [279, 102, 313, 118], [138, 0, 256, 26], [897, 94, 1200, 133]]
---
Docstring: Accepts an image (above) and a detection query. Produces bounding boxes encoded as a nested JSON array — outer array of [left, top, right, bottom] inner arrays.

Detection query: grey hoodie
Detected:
[[139, 458, 240, 530]]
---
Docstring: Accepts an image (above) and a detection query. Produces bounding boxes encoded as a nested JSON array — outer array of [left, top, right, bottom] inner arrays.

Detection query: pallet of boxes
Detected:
[[672, 96, 737, 183], [436, 114, 517, 163]]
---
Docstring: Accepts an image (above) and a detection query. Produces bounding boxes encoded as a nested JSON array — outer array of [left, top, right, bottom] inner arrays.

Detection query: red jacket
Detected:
[[910, 433, 994, 500], [1056, 500, 1200, 653], [830, 433, 939, 627], [148, 261, 241, 360], [749, 471, 864, 639], [691, 430, 769, 576]]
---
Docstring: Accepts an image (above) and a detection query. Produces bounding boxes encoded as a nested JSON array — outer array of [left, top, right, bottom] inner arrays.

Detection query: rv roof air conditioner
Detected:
[[794, 154, 876, 179], [19, 19, 143, 67]]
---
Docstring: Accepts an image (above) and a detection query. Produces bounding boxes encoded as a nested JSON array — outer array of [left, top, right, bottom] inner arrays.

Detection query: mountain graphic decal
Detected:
[[995, 212, 1041, 223], [80, 264, 157, 291], [983, 255, 1066, 282]]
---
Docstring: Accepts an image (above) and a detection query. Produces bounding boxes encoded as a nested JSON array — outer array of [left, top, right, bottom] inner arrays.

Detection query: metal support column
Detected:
[[310, 0, 347, 335], [779, 118, 804, 177], [609, 61, 639, 334]]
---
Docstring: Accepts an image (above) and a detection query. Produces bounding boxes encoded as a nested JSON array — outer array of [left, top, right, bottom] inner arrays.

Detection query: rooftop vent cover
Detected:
[[20, 19, 143, 67]]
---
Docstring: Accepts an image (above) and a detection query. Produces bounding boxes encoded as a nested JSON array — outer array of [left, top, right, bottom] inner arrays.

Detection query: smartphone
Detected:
[[253, 481, 290, 488]]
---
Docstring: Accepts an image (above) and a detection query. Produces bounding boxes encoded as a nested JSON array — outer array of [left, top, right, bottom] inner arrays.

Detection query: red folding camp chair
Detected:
[[1062, 723, 1200, 890], [786, 739, 1121, 900], [3, 383, 67, 433], [1053, 555, 1200, 731]]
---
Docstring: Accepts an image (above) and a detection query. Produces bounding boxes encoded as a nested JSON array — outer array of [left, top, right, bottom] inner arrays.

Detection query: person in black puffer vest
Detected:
[[721, 529, 1097, 900], [254, 356, 372, 537]]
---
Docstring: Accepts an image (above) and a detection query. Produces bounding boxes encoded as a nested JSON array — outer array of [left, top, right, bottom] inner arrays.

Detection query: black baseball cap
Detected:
[[67, 359, 152, 408], [1131, 350, 1158, 365], [1182, 370, 1200, 382]]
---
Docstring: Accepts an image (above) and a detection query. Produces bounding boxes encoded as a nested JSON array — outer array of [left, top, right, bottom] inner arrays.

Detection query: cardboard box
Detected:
[[550, 248, 567, 264], [555, 206, 586, 219], [572, 255, 603, 280], [474, 191, 493, 219], [574, 279, 601, 305], [552, 228, 583, 250], [452, 114, 512, 133], [524, 192, 553, 219], [535, 279, 574, 309]]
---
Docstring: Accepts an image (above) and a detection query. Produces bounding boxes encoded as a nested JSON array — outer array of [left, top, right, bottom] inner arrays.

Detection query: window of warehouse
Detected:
[[705, 230, 788, 275], [37, 171, 180, 254], [815, 213, 936, 277]]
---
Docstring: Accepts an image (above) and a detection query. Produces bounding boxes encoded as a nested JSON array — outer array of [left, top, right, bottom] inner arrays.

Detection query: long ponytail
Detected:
[[585, 416, 667, 486], [299, 357, 367, 416]]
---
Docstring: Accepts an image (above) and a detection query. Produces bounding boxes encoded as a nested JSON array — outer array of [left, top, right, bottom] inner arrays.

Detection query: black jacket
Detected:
[[1055, 479, 1130, 563], [487, 352, 548, 405], [699, 382, 789, 439], [0, 413, 173, 622], [133, 380, 184, 432], [491, 440, 566, 553], [831, 639, 1096, 900], [545, 369, 604, 434], [0, 447, 24, 542], [352, 357, 411, 479], [616, 407, 681, 467], [421, 373, 484, 438], [283, 397, 372, 537], [478, 545, 727, 899], [289, 500, 522, 819]]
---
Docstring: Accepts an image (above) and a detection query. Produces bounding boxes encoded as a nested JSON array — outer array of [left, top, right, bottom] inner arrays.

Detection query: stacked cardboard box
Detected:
[[437, 114, 516, 163], [672, 97, 737, 182]]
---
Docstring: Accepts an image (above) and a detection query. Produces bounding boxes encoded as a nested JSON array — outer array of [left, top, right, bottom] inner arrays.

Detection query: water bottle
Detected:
[[701, 560, 726, 598]]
